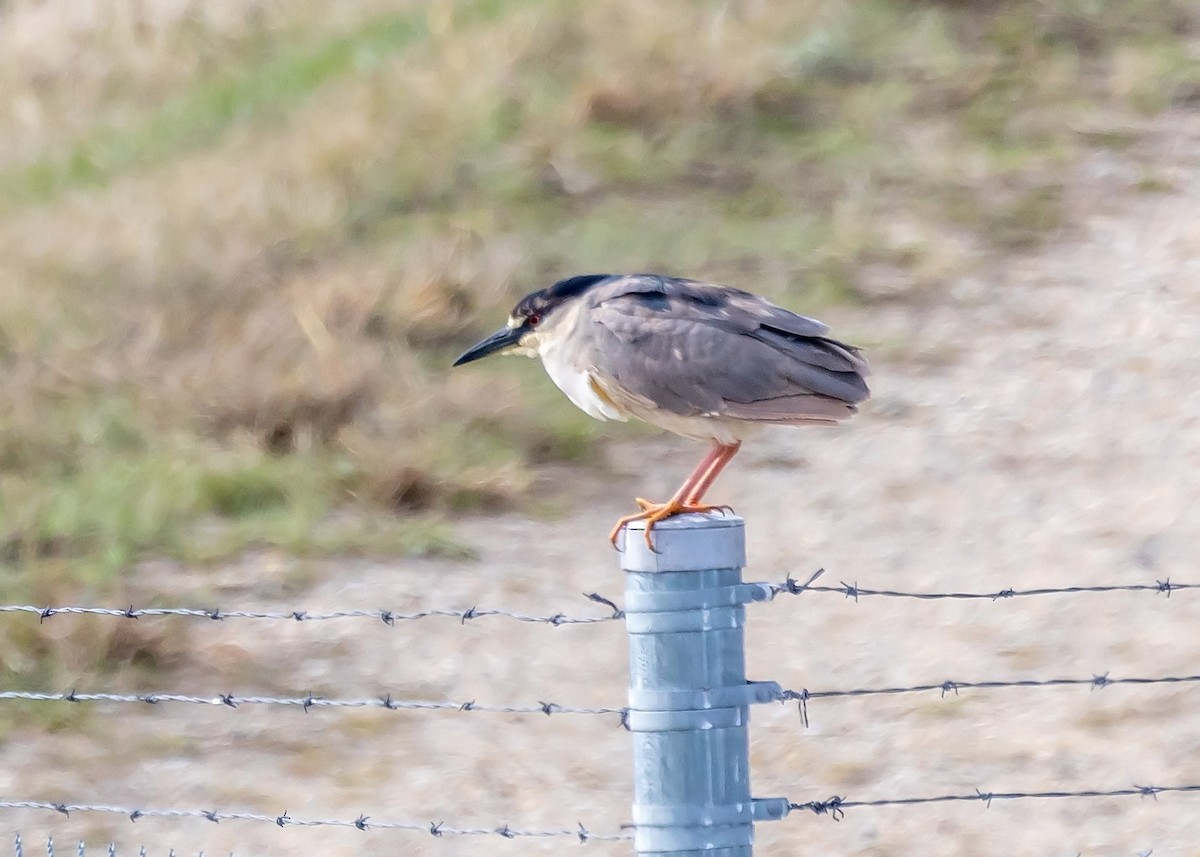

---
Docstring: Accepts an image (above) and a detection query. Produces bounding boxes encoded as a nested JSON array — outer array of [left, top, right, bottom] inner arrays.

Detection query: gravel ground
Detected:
[[4, 111, 1200, 856]]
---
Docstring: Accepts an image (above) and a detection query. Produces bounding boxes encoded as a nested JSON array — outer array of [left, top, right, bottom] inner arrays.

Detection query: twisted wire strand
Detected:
[[0, 690, 624, 720], [5, 670, 1198, 729], [789, 783, 1200, 820], [1, 573, 1194, 630], [777, 672, 1200, 726], [766, 569, 1200, 601], [0, 592, 624, 626], [0, 801, 630, 841]]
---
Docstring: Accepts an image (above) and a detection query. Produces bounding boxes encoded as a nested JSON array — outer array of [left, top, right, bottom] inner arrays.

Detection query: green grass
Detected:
[[0, 425, 468, 590], [0, 0, 517, 210]]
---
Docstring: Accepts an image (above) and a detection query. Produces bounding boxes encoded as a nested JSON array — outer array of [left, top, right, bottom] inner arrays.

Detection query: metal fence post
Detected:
[[620, 513, 788, 856]]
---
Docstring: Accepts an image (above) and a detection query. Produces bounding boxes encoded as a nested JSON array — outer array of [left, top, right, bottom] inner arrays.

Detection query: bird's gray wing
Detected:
[[583, 276, 869, 423]]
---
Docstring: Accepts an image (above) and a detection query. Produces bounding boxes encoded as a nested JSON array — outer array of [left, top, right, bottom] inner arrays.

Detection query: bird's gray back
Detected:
[[579, 275, 870, 424]]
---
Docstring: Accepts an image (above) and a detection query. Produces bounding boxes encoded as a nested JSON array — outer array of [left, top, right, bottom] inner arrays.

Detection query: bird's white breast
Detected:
[[538, 344, 627, 422], [531, 303, 627, 423]]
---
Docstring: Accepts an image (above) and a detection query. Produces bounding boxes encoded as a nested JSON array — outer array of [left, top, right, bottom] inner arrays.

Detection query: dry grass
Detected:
[[0, 0, 1198, 689]]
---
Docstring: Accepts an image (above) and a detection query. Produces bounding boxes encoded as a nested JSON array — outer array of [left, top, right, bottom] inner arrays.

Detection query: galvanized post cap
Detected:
[[619, 513, 746, 573]]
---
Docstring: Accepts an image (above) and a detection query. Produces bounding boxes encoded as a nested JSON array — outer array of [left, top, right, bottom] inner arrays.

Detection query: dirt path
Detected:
[[4, 111, 1200, 856]]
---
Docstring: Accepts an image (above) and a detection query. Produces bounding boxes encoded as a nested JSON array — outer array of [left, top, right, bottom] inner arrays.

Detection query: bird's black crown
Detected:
[[512, 273, 615, 319]]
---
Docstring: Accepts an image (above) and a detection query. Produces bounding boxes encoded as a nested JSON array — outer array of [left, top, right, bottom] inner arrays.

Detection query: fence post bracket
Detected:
[[751, 797, 791, 822]]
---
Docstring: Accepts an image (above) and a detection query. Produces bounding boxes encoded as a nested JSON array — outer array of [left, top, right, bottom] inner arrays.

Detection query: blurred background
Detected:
[[2, 0, 1199, 854]]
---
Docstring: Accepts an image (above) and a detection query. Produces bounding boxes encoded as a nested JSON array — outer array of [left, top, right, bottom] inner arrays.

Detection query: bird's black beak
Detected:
[[451, 325, 525, 367]]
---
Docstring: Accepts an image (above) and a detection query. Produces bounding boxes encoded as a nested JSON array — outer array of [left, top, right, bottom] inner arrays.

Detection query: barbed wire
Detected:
[[13, 834, 142, 857], [14, 834, 136, 857], [7, 782, 1199, 839], [1, 572, 1194, 630], [778, 672, 1200, 726], [0, 690, 625, 721], [0, 592, 624, 626], [788, 782, 1200, 820], [767, 568, 1200, 602], [0, 801, 630, 842], [5, 669, 1197, 729]]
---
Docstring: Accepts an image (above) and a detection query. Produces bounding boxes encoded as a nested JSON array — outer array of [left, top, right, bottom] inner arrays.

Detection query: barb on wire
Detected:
[[14, 834, 159, 857], [788, 782, 1200, 821], [0, 801, 630, 842], [0, 690, 627, 722], [767, 569, 1199, 602], [0, 593, 624, 627], [778, 673, 1200, 727]]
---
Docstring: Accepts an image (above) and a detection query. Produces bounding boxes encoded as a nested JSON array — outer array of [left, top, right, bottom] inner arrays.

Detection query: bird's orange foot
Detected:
[[609, 500, 737, 550], [632, 497, 734, 514]]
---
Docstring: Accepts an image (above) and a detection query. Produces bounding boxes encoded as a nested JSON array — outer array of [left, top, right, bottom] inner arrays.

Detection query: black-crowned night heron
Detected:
[[452, 274, 870, 548]]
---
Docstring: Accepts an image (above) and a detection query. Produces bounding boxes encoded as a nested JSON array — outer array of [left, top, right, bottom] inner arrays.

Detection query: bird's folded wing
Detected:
[[584, 278, 869, 422]]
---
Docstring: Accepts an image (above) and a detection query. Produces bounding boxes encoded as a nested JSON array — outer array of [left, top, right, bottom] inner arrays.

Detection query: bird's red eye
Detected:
[[527, 313, 541, 327]]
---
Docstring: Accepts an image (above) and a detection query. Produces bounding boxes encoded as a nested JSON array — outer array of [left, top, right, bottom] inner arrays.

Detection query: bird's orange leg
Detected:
[[631, 442, 726, 512], [610, 442, 742, 549], [684, 440, 741, 507]]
